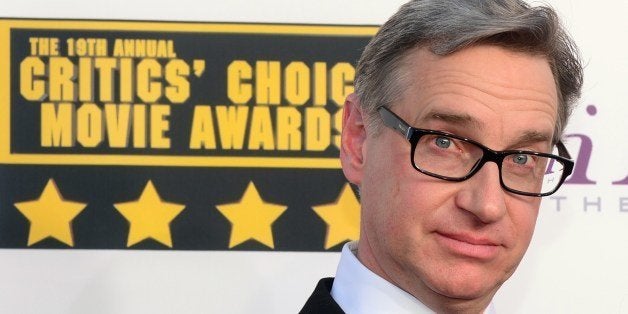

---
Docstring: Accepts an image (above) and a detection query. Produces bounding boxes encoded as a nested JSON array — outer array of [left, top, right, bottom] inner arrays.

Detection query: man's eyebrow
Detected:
[[419, 110, 553, 148], [418, 110, 485, 130], [510, 130, 553, 149]]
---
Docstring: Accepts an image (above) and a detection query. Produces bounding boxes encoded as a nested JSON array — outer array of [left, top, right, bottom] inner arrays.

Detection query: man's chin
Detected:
[[425, 273, 503, 301]]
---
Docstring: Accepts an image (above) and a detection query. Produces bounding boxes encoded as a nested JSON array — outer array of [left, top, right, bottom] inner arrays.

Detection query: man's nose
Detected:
[[455, 162, 508, 224]]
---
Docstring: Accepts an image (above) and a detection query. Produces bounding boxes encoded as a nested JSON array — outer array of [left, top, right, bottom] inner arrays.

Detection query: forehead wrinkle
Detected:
[[419, 72, 558, 106], [417, 110, 485, 131]]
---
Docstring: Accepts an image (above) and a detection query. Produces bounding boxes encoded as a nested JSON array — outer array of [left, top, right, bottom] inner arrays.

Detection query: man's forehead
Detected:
[[400, 45, 559, 102], [402, 46, 557, 108]]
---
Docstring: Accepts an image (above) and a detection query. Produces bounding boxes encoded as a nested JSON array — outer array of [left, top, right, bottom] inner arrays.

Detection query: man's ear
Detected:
[[340, 93, 367, 185]]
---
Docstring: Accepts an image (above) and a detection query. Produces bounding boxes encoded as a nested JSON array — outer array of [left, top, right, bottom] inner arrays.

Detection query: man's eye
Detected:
[[513, 154, 529, 165], [435, 137, 452, 149]]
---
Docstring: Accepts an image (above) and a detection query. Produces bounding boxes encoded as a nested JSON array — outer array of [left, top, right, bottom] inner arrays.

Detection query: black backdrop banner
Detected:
[[0, 19, 375, 251]]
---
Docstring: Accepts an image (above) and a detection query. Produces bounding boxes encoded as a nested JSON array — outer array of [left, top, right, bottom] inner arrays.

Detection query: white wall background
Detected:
[[1, 0, 627, 313]]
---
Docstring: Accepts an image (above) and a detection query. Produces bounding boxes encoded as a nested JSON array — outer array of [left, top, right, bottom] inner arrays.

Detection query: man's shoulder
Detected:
[[299, 277, 345, 314]]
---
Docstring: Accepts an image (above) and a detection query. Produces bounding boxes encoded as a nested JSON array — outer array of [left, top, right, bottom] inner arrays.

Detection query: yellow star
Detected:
[[216, 182, 287, 249], [114, 180, 185, 248], [313, 183, 361, 250], [14, 179, 86, 247]]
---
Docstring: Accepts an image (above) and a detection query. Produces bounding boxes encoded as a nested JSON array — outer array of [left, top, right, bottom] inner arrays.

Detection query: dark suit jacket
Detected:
[[299, 277, 345, 313]]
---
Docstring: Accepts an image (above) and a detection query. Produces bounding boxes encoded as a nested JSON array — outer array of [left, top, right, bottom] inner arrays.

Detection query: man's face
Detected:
[[341, 45, 558, 307]]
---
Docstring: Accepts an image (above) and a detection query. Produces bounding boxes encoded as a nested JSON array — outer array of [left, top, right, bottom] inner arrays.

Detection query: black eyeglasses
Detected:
[[378, 106, 574, 197]]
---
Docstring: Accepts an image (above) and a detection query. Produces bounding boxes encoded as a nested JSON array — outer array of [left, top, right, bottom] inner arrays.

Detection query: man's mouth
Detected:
[[435, 232, 501, 260]]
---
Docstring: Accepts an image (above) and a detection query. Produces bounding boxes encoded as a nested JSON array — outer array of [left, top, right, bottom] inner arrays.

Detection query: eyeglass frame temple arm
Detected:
[[378, 106, 412, 140], [556, 140, 572, 159]]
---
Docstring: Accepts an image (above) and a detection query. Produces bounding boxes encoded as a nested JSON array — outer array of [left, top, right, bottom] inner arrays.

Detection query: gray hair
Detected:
[[354, 0, 583, 144]]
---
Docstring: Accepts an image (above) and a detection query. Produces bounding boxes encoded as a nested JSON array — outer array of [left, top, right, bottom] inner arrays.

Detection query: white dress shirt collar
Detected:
[[330, 241, 497, 314], [330, 241, 434, 314]]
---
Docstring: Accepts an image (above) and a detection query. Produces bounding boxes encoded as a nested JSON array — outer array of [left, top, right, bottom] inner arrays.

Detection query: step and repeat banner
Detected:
[[0, 1, 627, 313]]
